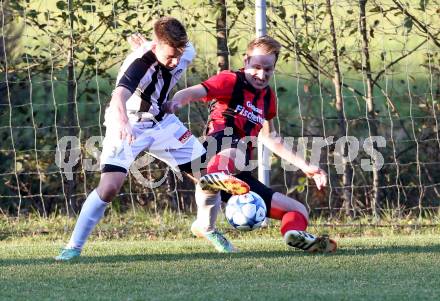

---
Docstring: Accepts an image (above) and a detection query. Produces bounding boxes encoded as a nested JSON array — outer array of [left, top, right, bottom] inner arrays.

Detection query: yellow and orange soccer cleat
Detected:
[[199, 172, 250, 195]]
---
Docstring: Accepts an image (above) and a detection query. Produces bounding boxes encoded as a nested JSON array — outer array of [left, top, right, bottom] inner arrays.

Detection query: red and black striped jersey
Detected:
[[201, 70, 277, 138]]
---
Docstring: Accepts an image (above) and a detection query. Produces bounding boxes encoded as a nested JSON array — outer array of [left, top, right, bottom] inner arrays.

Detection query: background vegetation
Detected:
[[1, 0, 440, 221]]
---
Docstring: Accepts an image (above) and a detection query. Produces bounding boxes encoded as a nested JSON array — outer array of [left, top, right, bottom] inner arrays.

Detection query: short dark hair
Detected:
[[246, 35, 281, 61], [153, 17, 188, 50]]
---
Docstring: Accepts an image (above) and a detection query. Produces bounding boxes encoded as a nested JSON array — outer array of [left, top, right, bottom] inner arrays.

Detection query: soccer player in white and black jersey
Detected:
[[56, 17, 248, 261]]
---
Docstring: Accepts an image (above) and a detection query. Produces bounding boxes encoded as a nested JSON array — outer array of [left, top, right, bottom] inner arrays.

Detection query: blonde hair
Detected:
[[246, 35, 281, 61], [153, 17, 188, 50]]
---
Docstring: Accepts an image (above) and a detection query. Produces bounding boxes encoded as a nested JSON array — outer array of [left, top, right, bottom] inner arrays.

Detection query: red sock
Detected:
[[269, 207, 286, 220], [207, 154, 235, 174], [280, 211, 308, 236]]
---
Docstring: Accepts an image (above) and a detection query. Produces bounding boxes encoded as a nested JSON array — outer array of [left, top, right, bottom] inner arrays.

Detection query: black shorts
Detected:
[[178, 130, 249, 173], [178, 130, 275, 214], [220, 171, 275, 216]]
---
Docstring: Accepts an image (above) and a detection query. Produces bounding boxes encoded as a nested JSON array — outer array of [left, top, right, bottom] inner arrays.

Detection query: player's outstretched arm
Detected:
[[259, 120, 327, 190], [162, 84, 207, 113]]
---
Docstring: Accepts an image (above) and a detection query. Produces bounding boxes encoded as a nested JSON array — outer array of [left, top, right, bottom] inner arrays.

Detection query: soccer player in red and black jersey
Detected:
[[164, 35, 337, 253]]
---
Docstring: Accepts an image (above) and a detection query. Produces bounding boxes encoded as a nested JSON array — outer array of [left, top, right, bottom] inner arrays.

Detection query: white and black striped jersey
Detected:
[[116, 41, 195, 121]]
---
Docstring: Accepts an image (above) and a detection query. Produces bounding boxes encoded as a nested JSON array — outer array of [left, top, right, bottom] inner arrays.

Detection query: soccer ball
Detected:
[[225, 191, 267, 231]]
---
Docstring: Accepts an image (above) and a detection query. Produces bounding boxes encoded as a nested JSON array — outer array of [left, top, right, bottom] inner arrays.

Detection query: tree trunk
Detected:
[[326, 0, 353, 217], [359, 0, 382, 218], [216, 0, 229, 73], [65, 0, 78, 216]]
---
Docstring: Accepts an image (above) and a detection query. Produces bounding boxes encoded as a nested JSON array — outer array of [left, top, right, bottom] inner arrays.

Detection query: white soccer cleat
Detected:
[[199, 172, 250, 195], [284, 230, 337, 253]]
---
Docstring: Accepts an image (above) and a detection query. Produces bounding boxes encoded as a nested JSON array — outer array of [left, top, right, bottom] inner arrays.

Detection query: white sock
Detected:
[[195, 184, 220, 232], [66, 189, 108, 250]]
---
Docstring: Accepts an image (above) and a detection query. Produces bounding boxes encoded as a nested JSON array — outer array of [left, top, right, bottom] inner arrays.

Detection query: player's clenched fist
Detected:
[[161, 101, 181, 114], [301, 165, 327, 191]]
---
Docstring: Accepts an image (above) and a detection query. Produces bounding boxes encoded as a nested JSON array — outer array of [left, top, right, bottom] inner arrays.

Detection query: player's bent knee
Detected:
[[271, 192, 309, 221], [295, 202, 309, 220], [96, 182, 123, 202], [97, 166, 127, 202]]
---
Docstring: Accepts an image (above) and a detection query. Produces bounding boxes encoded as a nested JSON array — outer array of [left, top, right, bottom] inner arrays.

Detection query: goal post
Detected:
[[255, 0, 271, 187]]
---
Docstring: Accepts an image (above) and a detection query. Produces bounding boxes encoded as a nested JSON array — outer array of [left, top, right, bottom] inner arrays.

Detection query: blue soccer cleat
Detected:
[[55, 247, 81, 261], [191, 221, 238, 253]]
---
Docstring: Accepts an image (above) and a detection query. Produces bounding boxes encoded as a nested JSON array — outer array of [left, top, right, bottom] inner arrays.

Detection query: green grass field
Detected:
[[1, 234, 440, 301]]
